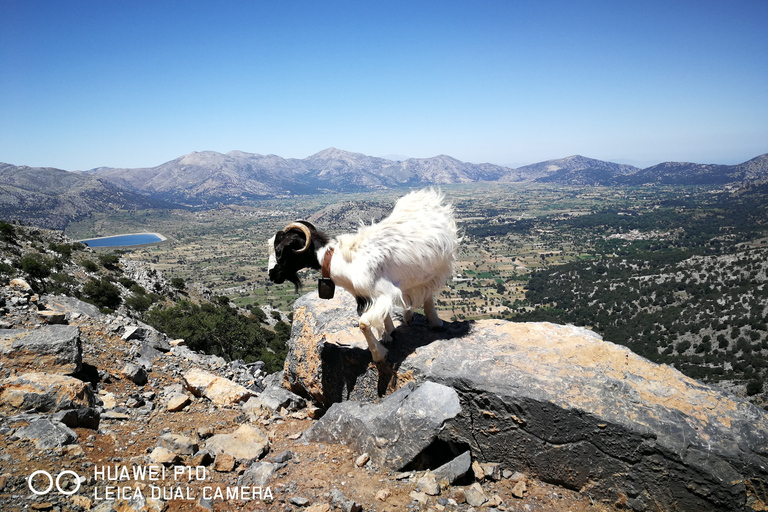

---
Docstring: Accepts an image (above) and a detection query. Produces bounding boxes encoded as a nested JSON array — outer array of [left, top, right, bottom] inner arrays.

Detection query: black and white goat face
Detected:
[[267, 222, 317, 291]]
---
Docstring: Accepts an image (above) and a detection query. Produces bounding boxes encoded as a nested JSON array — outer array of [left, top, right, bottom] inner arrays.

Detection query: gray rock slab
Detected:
[[302, 381, 461, 470], [13, 418, 78, 450], [0, 325, 82, 374], [41, 294, 103, 320], [286, 291, 768, 512], [433, 451, 472, 485], [247, 386, 306, 412]]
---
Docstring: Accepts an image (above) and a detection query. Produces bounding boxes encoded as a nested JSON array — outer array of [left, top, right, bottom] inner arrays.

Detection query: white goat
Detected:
[[267, 188, 459, 362]]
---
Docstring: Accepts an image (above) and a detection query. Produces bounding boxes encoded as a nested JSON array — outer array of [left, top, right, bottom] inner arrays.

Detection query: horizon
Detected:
[[2, 1, 767, 171]]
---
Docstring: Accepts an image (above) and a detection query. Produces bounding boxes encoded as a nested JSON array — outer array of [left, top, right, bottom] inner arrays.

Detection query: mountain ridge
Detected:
[[1, 149, 767, 228]]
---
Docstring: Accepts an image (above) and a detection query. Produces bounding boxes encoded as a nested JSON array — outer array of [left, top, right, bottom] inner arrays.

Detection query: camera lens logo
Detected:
[[28, 470, 81, 496]]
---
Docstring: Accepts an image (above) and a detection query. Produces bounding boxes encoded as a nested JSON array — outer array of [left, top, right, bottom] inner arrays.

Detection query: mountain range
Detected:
[[1, 149, 767, 228]]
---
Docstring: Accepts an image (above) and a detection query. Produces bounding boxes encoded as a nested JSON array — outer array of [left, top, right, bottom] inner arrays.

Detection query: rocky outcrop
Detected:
[[0, 325, 82, 375], [284, 292, 768, 512]]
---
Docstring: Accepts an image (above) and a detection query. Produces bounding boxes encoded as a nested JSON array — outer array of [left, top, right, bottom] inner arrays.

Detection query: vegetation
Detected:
[[145, 300, 289, 372]]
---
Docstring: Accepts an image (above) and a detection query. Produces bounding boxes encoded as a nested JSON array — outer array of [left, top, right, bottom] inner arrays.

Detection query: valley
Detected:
[[61, 182, 768, 406]]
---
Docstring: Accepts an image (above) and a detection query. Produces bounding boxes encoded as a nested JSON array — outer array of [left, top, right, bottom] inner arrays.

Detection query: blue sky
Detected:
[[1, 1, 766, 171]]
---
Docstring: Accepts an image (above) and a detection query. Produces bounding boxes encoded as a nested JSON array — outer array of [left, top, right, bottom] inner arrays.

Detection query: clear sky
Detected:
[[1, 1, 766, 171]]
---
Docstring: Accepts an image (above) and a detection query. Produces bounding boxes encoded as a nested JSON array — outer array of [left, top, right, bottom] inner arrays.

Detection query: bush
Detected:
[[170, 277, 186, 291], [0, 221, 16, 243], [98, 253, 121, 271], [81, 260, 99, 272], [20, 253, 53, 285], [82, 277, 122, 311], [145, 300, 289, 373]]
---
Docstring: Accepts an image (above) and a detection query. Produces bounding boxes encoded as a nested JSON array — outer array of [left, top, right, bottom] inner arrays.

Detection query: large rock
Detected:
[[183, 368, 253, 406], [0, 325, 82, 374], [0, 372, 95, 412], [285, 292, 768, 512], [303, 381, 461, 470], [41, 294, 103, 320], [204, 424, 270, 462], [12, 418, 78, 450]]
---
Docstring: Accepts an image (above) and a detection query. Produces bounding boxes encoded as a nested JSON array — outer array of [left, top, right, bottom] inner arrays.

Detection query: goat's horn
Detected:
[[283, 222, 312, 253]]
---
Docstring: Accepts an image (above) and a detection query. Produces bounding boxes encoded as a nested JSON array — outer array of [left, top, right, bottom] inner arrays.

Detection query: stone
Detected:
[[35, 310, 67, 325], [480, 462, 502, 481], [0, 325, 82, 374], [512, 479, 527, 499], [416, 471, 440, 496], [149, 446, 181, 465], [42, 294, 102, 319], [305, 505, 331, 512], [166, 393, 191, 412], [289, 496, 310, 506], [190, 450, 215, 467], [375, 489, 391, 501], [238, 461, 277, 487], [464, 483, 487, 507], [302, 381, 461, 470], [183, 368, 253, 406], [213, 453, 236, 472], [120, 363, 148, 385], [157, 433, 198, 455], [204, 424, 269, 462], [246, 386, 306, 412], [270, 450, 293, 464], [99, 391, 117, 409], [471, 460, 484, 481], [9, 278, 33, 292], [52, 407, 100, 429], [0, 372, 94, 412], [433, 451, 472, 485], [286, 292, 768, 512], [13, 418, 78, 450], [355, 453, 370, 467]]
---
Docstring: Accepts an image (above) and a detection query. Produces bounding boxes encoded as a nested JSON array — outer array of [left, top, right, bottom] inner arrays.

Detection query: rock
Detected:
[[9, 278, 33, 293], [149, 446, 181, 465], [246, 386, 306, 412], [480, 462, 502, 481], [375, 489, 391, 501], [238, 461, 277, 487], [286, 292, 768, 512], [190, 450, 215, 467], [512, 479, 527, 499], [464, 482, 487, 507], [13, 418, 78, 450], [416, 471, 440, 496], [0, 325, 82, 374], [35, 310, 67, 325], [302, 381, 461, 470], [354, 453, 370, 467], [471, 460, 484, 481], [41, 294, 103, 319], [157, 433, 198, 455], [166, 393, 191, 412], [120, 363, 148, 385], [183, 368, 253, 406], [270, 450, 293, 464], [0, 372, 94, 412], [289, 496, 310, 506], [305, 505, 331, 512], [213, 453, 236, 472], [204, 424, 269, 462], [99, 391, 117, 409], [52, 407, 100, 429], [433, 451, 471, 485]]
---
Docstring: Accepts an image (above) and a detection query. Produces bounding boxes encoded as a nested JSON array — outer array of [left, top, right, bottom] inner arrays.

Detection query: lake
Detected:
[[79, 233, 166, 247]]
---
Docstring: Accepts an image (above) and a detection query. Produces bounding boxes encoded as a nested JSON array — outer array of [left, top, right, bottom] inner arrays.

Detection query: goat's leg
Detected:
[[402, 309, 414, 325], [384, 314, 396, 341], [359, 295, 394, 362], [424, 295, 443, 328]]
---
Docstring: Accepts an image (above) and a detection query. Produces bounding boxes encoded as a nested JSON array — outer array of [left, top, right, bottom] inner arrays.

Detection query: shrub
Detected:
[[20, 253, 53, 284], [0, 221, 16, 243], [170, 277, 186, 290], [81, 260, 99, 272], [98, 253, 121, 271], [82, 277, 122, 311]]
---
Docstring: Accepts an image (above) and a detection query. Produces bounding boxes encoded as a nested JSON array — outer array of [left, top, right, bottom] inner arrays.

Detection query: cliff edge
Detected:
[[283, 292, 768, 512]]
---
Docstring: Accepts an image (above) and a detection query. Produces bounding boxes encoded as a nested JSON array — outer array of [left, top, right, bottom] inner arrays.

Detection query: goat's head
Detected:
[[267, 220, 325, 291]]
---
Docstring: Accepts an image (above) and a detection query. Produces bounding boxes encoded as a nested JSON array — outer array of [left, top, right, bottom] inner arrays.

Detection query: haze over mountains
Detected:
[[1, 148, 767, 228]]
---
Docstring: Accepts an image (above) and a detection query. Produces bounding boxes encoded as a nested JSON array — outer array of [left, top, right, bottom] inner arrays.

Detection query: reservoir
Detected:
[[79, 233, 166, 247]]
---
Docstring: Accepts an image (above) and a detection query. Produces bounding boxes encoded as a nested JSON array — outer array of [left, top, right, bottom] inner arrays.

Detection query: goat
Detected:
[[267, 188, 459, 362]]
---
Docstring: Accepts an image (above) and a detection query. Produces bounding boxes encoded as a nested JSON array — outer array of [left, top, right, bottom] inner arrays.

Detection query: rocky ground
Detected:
[[0, 277, 622, 512]]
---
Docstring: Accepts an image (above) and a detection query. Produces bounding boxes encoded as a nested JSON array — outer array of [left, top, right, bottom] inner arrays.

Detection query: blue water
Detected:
[[80, 233, 164, 247]]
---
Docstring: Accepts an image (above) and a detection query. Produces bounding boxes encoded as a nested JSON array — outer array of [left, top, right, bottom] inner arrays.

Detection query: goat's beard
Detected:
[[269, 265, 303, 293]]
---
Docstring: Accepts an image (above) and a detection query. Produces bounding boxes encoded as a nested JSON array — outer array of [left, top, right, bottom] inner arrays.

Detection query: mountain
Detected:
[[618, 153, 768, 186], [0, 163, 171, 229], [1, 150, 767, 227], [501, 155, 641, 185]]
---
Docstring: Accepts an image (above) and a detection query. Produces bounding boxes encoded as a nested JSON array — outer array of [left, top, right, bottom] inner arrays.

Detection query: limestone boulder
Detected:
[[0, 325, 82, 375], [182, 368, 252, 406], [285, 292, 768, 512], [204, 424, 270, 463], [1, 372, 95, 412]]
